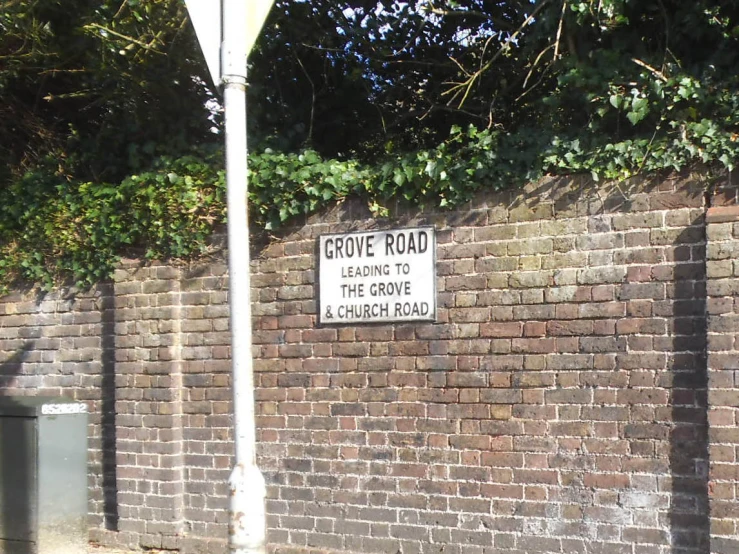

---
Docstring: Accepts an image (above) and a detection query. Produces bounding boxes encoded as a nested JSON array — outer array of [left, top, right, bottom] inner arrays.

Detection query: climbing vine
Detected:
[[1, 119, 737, 293]]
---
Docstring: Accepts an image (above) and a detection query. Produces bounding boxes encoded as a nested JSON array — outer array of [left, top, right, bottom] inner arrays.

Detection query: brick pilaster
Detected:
[[706, 205, 739, 554], [107, 263, 186, 549]]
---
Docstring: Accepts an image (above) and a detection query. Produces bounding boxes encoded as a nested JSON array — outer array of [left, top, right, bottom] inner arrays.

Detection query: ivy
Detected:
[[2, 113, 737, 293], [0, 148, 226, 292]]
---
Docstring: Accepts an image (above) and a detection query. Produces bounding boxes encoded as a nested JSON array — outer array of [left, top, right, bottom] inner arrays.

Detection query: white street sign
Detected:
[[318, 228, 437, 325], [244, 0, 275, 61], [185, 0, 275, 85], [184, 0, 221, 85]]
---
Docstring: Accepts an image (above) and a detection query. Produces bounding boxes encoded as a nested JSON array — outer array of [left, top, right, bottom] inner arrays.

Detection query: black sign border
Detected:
[[316, 226, 437, 327]]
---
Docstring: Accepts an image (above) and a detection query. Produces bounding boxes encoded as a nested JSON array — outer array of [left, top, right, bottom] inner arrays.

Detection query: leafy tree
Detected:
[[2, 0, 739, 290], [251, 0, 739, 164], [0, 0, 217, 183], [0, 0, 221, 290]]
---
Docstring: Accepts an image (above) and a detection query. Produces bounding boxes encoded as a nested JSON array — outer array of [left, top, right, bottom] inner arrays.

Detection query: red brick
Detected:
[[480, 322, 523, 337]]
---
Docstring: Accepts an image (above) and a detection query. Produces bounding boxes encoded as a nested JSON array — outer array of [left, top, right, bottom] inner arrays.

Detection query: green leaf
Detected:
[[626, 111, 645, 125]]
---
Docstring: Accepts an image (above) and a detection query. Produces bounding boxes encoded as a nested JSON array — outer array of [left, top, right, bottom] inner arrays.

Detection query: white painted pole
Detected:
[[222, 0, 267, 552]]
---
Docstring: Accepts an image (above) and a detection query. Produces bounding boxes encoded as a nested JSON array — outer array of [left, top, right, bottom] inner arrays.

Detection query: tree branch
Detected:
[[441, 0, 552, 108], [631, 57, 667, 82], [83, 23, 163, 54], [293, 50, 316, 145]]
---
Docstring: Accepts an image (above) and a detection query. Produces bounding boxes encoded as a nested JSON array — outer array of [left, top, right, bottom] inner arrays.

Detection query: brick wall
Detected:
[[0, 263, 234, 553], [0, 172, 736, 554], [706, 203, 739, 554]]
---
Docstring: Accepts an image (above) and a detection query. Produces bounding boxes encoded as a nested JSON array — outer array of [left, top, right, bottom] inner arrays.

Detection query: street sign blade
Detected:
[[186, 0, 275, 85], [185, 0, 222, 85], [245, 0, 275, 58]]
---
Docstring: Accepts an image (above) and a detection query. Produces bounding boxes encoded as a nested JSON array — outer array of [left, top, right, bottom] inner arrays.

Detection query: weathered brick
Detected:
[[578, 267, 627, 284], [577, 233, 624, 251], [511, 338, 555, 353], [508, 271, 552, 288], [480, 322, 522, 337], [547, 320, 593, 335]]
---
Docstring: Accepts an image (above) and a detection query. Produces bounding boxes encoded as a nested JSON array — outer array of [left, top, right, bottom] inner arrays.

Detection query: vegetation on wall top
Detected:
[[1, 0, 738, 291]]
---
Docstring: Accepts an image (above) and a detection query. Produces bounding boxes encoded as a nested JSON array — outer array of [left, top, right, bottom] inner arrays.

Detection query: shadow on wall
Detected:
[[509, 171, 709, 217], [0, 341, 34, 553], [668, 219, 709, 552], [99, 282, 119, 531], [257, 171, 712, 252], [0, 283, 121, 540]]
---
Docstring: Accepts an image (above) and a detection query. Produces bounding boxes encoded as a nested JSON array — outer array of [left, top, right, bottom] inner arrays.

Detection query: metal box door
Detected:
[[0, 416, 38, 545]]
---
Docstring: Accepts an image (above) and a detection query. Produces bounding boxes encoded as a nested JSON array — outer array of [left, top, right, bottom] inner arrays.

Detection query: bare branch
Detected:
[[522, 44, 554, 90], [113, 0, 128, 20], [43, 90, 94, 101], [423, 2, 517, 31], [293, 50, 316, 144], [442, 0, 552, 108], [448, 56, 472, 77], [83, 23, 163, 54], [517, 64, 553, 102], [389, 17, 427, 57], [299, 43, 346, 54], [0, 0, 23, 9], [631, 57, 668, 82], [38, 68, 88, 75], [554, 1, 567, 59]]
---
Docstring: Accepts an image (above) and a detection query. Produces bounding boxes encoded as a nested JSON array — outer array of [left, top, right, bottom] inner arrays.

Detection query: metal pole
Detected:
[[222, 0, 267, 552]]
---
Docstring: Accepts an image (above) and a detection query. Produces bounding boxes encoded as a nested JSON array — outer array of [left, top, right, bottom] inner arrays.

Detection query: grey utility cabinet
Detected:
[[0, 397, 88, 554]]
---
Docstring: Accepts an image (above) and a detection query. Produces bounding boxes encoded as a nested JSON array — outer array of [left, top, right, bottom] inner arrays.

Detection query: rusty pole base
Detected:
[[228, 463, 267, 554]]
